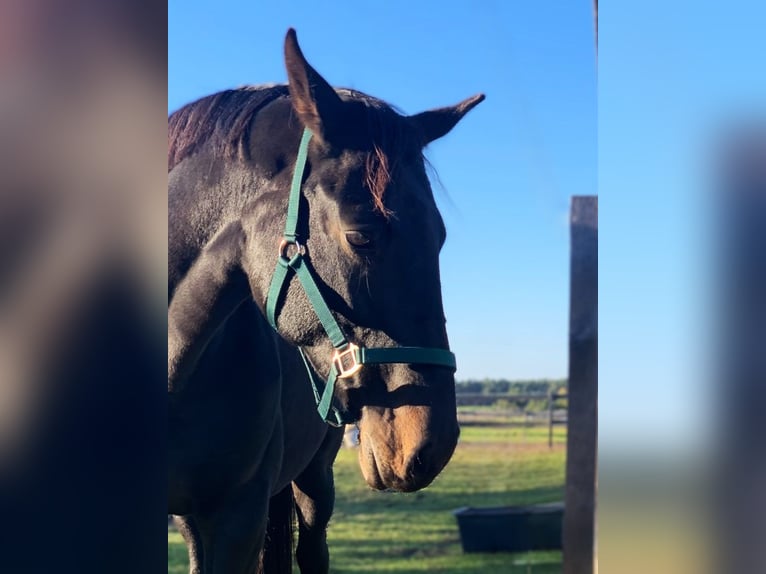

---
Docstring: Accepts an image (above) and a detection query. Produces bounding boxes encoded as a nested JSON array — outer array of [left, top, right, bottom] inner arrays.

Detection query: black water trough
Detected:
[[453, 502, 564, 553]]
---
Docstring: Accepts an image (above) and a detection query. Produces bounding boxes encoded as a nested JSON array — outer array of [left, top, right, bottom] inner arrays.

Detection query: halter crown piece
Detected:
[[265, 128, 457, 426]]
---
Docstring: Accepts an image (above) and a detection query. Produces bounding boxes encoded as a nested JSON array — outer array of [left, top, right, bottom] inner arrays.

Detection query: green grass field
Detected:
[[169, 416, 566, 573]]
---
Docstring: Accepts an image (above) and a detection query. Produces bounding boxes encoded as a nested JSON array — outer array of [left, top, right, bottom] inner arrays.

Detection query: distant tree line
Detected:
[[455, 379, 567, 396]]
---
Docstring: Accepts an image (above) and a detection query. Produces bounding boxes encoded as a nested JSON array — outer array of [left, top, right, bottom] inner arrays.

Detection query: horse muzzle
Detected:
[[357, 405, 459, 493]]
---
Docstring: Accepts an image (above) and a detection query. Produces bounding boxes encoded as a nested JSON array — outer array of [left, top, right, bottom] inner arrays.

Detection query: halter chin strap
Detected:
[[265, 128, 457, 427]]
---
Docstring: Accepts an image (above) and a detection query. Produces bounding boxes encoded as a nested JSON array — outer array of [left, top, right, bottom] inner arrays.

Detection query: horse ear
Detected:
[[408, 94, 485, 146], [284, 29, 343, 142]]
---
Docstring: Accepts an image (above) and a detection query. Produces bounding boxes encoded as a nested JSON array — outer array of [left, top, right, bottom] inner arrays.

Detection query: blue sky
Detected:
[[169, 0, 597, 381], [599, 0, 766, 450]]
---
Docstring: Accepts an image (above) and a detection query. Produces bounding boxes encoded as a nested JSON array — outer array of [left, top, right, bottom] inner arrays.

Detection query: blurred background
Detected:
[[0, 0, 166, 571], [599, 2, 765, 573]]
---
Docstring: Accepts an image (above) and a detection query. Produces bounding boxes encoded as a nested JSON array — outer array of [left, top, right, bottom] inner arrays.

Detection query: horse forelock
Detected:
[[365, 145, 393, 217], [338, 90, 422, 219]]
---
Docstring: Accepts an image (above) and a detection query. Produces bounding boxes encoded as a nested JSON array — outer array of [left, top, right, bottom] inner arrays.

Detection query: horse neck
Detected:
[[168, 151, 281, 294]]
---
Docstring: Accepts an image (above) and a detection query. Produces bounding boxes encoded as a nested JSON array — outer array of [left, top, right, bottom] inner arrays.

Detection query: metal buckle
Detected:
[[332, 343, 362, 378], [278, 238, 305, 259]]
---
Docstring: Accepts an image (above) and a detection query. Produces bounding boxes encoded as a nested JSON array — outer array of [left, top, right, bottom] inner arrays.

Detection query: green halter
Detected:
[[265, 128, 457, 426]]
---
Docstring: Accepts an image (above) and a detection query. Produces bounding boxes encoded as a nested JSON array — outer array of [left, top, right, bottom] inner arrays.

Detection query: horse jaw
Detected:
[[356, 404, 459, 493]]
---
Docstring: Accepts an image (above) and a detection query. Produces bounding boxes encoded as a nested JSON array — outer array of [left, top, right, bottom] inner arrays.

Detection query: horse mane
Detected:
[[168, 85, 418, 217], [167, 85, 289, 172]]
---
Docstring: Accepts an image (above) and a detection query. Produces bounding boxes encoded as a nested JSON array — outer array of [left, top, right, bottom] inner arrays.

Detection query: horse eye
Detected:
[[345, 231, 373, 249]]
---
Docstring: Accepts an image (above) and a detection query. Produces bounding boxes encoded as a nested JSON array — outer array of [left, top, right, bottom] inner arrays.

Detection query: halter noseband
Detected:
[[265, 128, 457, 427]]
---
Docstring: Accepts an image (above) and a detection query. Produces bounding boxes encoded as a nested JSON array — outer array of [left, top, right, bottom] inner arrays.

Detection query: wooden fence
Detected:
[[456, 392, 568, 448]]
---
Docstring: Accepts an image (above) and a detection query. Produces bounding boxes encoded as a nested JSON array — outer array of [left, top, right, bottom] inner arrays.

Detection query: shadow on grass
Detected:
[[326, 487, 564, 573], [328, 555, 563, 574], [334, 485, 564, 517], [330, 565, 562, 574]]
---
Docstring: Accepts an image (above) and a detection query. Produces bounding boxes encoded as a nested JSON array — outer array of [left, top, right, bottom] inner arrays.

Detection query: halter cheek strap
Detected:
[[265, 128, 456, 427]]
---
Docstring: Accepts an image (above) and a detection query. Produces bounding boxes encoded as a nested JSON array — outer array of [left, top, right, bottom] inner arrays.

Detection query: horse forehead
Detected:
[[326, 150, 427, 194], [337, 149, 368, 170], [313, 150, 365, 183]]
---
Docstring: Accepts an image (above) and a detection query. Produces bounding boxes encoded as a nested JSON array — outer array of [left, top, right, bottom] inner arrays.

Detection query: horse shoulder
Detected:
[[168, 220, 249, 389]]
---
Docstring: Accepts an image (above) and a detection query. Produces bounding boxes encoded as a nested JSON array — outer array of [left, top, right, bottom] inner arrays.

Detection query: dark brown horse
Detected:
[[168, 29, 483, 574]]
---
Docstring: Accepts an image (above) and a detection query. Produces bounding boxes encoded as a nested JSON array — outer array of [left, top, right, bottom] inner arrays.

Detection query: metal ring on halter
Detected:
[[278, 238, 306, 259]]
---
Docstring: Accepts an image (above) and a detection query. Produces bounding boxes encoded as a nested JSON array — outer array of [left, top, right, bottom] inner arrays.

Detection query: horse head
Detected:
[[244, 29, 484, 492]]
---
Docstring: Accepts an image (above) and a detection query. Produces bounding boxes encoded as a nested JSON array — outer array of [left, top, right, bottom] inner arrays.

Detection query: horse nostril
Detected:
[[404, 440, 434, 478], [420, 438, 435, 458], [404, 454, 426, 481]]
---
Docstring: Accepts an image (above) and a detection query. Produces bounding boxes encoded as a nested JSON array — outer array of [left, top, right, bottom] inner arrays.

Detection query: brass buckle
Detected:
[[332, 343, 362, 378]]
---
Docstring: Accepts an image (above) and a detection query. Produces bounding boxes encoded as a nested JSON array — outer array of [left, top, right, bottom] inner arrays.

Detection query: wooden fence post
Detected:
[[563, 196, 598, 574]]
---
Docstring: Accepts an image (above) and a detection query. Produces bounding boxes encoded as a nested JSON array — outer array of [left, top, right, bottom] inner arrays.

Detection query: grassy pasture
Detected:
[[169, 413, 566, 573]]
